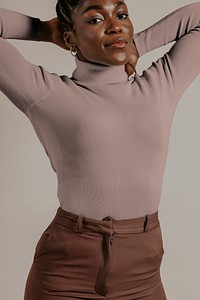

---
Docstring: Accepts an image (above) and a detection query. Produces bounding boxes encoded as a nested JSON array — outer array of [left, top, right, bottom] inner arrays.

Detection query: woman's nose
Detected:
[[105, 19, 123, 34]]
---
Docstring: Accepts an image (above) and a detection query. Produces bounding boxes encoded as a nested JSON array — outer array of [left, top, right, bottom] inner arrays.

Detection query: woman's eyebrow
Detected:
[[81, 1, 126, 15]]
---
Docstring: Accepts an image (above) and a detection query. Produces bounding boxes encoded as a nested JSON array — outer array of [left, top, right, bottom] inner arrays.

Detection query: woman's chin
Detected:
[[105, 52, 129, 66]]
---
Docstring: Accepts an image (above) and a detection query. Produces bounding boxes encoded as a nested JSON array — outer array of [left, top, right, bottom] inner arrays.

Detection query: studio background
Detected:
[[0, 0, 200, 299]]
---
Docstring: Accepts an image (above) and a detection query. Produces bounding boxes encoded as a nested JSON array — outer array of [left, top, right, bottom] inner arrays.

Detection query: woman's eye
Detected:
[[118, 13, 129, 20], [88, 18, 102, 24]]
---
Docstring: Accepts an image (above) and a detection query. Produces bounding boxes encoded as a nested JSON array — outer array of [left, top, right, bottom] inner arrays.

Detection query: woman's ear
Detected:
[[63, 31, 76, 49]]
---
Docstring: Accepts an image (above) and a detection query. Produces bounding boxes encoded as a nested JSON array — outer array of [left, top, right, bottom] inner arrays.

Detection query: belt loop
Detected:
[[77, 215, 84, 234], [144, 214, 150, 232]]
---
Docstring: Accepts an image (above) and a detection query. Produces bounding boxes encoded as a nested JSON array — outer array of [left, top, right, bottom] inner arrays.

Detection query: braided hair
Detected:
[[56, 0, 83, 33]]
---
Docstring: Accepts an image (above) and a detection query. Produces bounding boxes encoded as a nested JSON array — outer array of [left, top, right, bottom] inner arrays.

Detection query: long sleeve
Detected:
[[133, 2, 200, 101], [0, 8, 59, 114], [0, 7, 43, 40]]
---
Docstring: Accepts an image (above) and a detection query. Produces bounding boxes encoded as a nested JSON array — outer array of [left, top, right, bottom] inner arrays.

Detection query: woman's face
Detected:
[[67, 0, 134, 66]]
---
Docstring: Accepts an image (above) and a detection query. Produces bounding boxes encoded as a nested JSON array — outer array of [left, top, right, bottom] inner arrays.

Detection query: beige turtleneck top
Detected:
[[0, 3, 200, 219]]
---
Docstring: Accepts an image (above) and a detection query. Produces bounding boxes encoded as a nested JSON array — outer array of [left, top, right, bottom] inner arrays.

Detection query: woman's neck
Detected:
[[71, 56, 129, 84]]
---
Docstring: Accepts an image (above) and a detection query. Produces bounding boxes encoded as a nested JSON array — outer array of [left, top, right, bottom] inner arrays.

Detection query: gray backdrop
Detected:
[[0, 0, 200, 299]]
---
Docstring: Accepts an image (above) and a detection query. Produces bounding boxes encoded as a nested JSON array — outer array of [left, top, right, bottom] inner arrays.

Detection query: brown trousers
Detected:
[[24, 207, 167, 300]]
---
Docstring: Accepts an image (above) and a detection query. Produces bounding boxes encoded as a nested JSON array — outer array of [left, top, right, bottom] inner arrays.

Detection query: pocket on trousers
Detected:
[[134, 221, 165, 271], [33, 221, 55, 261], [154, 223, 165, 268], [157, 221, 165, 257]]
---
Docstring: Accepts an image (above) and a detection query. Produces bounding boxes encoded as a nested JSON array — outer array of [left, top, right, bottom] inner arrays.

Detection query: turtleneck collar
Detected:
[[72, 56, 129, 84]]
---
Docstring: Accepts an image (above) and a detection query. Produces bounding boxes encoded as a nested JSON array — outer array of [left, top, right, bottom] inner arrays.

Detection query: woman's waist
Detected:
[[57, 178, 161, 220]]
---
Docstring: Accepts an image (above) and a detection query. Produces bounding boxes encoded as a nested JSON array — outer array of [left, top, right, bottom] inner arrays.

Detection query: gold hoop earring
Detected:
[[70, 46, 78, 57], [63, 33, 77, 57]]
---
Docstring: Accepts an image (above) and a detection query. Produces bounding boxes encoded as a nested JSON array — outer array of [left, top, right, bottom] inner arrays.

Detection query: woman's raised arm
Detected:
[[0, 7, 60, 114], [0, 7, 43, 41], [133, 2, 200, 101]]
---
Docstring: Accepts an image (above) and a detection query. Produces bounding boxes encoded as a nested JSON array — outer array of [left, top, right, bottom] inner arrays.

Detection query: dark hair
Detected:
[[56, 0, 83, 33]]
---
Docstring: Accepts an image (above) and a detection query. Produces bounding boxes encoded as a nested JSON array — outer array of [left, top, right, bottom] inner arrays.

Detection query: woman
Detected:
[[0, 0, 200, 299]]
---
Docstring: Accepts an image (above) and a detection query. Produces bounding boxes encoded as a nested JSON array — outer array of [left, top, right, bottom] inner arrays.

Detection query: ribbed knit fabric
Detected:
[[0, 3, 200, 219]]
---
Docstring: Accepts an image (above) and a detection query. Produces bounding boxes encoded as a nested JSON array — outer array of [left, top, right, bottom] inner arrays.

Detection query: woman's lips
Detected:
[[106, 42, 127, 48], [105, 37, 127, 48]]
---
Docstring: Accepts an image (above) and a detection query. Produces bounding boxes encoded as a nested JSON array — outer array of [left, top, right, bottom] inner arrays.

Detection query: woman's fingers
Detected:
[[125, 62, 135, 77], [50, 18, 69, 50], [42, 18, 69, 51], [125, 42, 139, 76]]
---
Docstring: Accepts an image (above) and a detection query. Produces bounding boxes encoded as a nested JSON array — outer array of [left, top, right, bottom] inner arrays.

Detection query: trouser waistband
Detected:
[[54, 207, 159, 236]]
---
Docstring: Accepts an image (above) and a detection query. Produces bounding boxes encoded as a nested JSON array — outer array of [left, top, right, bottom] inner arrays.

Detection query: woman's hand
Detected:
[[41, 18, 69, 51], [125, 41, 139, 77]]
